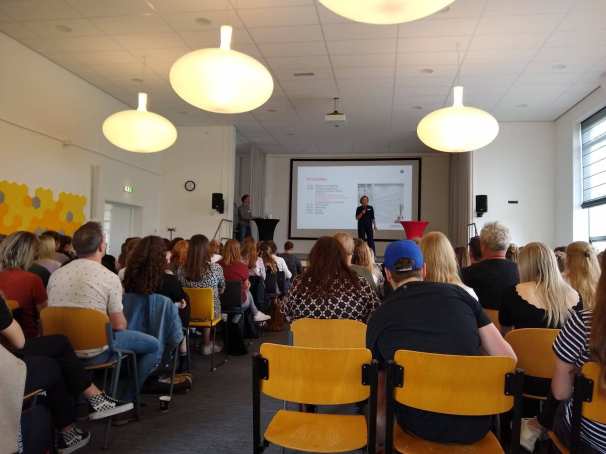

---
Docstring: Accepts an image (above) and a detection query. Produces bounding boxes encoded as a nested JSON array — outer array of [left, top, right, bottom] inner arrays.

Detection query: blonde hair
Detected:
[[420, 231, 463, 286], [566, 241, 600, 310], [0, 231, 38, 270], [222, 240, 241, 266], [519, 242, 575, 327], [333, 232, 354, 256], [352, 238, 374, 274], [38, 235, 56, 260]]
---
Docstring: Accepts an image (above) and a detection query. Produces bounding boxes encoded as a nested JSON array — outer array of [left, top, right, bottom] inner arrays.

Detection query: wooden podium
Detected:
[[253, 218, 280, 241], [400, 220, 429, 239]]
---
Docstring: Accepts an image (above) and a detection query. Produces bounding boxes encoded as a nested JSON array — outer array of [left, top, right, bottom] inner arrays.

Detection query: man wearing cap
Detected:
[[366, 240, 516, 446]]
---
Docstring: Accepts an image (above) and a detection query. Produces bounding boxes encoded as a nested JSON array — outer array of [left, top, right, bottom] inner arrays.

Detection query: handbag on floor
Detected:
[[264, 298, 287, 332]]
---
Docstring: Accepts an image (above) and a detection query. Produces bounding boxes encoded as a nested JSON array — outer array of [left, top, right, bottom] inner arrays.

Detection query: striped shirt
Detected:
[[553, 309, 606, 451]]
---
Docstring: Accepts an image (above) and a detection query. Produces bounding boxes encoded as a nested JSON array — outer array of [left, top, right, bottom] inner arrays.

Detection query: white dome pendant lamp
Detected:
[[102, 92, 178, 153], [318, 0, 456, 25], [169, 25, 274, 114], [417, 86, 499, 153]]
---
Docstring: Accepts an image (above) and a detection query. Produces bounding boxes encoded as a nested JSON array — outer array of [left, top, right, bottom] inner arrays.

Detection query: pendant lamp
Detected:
[[169, 25, 274, 114], [416, 86, 499, 153], [318, 0, 456, 25], [102, 92, 178, 153]]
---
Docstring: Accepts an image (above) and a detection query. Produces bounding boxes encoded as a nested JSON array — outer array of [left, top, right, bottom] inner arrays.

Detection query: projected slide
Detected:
[[290, 159, 420, 240]]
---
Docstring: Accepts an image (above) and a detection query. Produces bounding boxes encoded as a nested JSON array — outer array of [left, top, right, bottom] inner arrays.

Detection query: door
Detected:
[[103, 202, 134, 257]]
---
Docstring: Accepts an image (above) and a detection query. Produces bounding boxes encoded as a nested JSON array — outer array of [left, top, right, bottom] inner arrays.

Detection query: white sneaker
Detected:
[[254, 311, 271, 322], [213, 344, 223, 353], [520, 418, 542, 453], [202, 345, 213, 355]]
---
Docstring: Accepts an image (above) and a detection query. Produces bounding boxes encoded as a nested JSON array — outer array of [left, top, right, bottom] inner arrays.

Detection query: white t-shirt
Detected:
[[248, 257, 266, 280], [211, 254, 222, 264], [273, 254, 292, 279]]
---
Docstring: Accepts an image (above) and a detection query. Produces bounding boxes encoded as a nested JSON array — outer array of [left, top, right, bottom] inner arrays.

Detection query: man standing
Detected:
[[238, 194, 253, 242], [356, 195, 376, 253], [462, 221, 519, 310]]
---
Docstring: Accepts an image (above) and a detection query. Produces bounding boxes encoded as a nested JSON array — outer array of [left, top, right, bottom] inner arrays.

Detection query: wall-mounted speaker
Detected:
[[212, 192, 224, 214], [476, 195, 487, 217]]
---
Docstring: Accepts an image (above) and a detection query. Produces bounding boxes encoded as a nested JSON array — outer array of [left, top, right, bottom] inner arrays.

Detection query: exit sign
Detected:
[[123, 185, 134, 193]]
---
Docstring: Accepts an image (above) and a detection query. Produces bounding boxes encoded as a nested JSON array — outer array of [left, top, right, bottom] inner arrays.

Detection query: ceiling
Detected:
[[1, 0, 606, 155]]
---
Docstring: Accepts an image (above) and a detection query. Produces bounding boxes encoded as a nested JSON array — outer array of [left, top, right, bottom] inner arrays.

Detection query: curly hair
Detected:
[[123, 236, 167, 295], [480, 222, 511, 252]]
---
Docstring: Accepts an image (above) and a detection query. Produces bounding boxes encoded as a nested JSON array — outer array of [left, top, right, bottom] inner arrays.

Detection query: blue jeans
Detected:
[[238, 223, 252, 242], [85, 329, 160, 400]]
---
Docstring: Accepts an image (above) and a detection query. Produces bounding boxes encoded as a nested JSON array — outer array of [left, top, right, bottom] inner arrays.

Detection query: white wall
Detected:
[[555, 86, 606, 246], [264, 154, 450, 256], [0, 32, 162, 234], [159, 126, 236, 240], [472, 122, 556, 246]]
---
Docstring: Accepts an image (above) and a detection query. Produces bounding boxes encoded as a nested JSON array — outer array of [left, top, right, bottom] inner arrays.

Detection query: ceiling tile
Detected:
[[257, 40, 326, 57], [91, 15, 172, 35], [248, 25, 322, 43], [65, 0, 154, 17], [327, 38, 396, 56], [323, 23, 397, 41], [0, 0, 80, 20], [398, 36, 470, 53], [161, 10, 243, 31], [179, 28, 251, 48], [483, 0, 573, 15], [233, 0, 313, 7], [398, 18, 477, 38], [149, 0, 231, 12], [112, 33, 185, 51], [265, 54, 330, 69], [237, 6, 318, 27], [331, 53, 394, 68], [476, 14, 564, 36], [16, 18, 102, 38]]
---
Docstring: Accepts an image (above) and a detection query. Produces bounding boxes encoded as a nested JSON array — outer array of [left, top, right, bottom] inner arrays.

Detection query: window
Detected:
[[581, 106, 606, 208], [589, 204, 606, 252]]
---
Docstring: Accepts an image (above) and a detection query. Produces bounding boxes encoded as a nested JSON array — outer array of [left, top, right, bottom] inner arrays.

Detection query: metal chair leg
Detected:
[[130, 353, 140, 421], [210, 325, 216, 372], [168, 346, 179, 405], [103, 358, 122, 450]]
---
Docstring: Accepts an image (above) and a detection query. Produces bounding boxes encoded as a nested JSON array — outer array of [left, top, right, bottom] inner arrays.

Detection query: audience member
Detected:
[[554, 246, 567, 273], [506, 243, 520, 262], [334, 232, 377, 293], [218, 240, 270, 322], [237, 194, 253, 242], [169, 239, 188, 274], [454, 245, 470, 270], [352, 238, 385, 293], [208, 239, 223, 264], [1, 296, 132, 452], [283, 237, 379, 323], [0, 232, 47, 338], [462, 222, 519, 310], [420, 231, 477, 299], [468, 235, 482, 264], [43, 230, 70, 264], [58, 235, 76, 260], [101, 254, 117, 274], [266, 241, 292, 281], [47, 222, 160, 402], [117, 237, 141, 280], [366, 240, 516, 445], [565, 241, 600, 311], [278, 241, 302, 279], [177, 234, 224, 355], [549, 251, 606, 452], [241, 241, 265, 280], [500, 242, 578, 332], [167, 237, 184, 253], [36, 233, 61, 274]]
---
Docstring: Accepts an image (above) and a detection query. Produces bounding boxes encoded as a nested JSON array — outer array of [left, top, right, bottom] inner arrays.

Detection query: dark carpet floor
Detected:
[[82, 330, 288, 454]]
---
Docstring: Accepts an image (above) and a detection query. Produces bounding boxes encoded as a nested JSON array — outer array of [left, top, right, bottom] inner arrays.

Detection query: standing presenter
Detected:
[[356, 195, 376, 253]]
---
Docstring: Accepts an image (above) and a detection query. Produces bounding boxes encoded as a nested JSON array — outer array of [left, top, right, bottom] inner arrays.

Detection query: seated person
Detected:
[[367, 240, 516, 445], [266, 240, 292, 282], [462, 222, 519, 310], [0, 296, 131, 453], [548, 250, 606, 453], [278, 241, 303, 279], [334, 232, 377, 293], [218, 240, 270, 322], [35, 233, 62, 274], [47, 222, 160, 402], [0, 232, 47, 338], [500, 242, 578, 332], [283, 236, 380, 323], [564, 241, 600, 311]]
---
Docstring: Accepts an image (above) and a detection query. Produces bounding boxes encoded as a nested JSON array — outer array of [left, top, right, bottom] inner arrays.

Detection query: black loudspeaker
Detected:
[[476, 195, 488, 217], [212, 193, 224, 214]]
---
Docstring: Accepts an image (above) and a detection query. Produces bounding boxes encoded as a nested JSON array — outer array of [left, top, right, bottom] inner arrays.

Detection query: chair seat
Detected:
[[189, 316, 222, 328], [394, 423, 504, 454], [264, 409, 367, 453], [547, 431, 570, 454], [84, 360, 119, 370]]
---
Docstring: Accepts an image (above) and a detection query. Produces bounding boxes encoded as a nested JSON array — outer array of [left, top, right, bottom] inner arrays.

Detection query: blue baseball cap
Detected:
[[384, 240, 424, 272]]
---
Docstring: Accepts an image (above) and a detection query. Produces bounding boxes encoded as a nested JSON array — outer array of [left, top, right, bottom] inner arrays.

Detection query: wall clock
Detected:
[[184, 180, 196, 192]]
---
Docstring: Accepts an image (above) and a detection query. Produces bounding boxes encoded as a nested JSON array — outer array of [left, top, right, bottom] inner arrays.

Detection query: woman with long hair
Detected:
[[565, 241, 600, 311], [499, 242, 578, 332], [208, 239, 223, 264], [169, 239, 189, 274], [219, 240, 270, 322], [550, 251, 606, 452], [241, 240, 265, 280], [454, 246, 470, 270], [352, 238, 385, 292], [420, 232, 477, 300], [177, 235, 224, 355], [117, 237, 141, 280], [36, 234, 61, 274], [283, 236, 379, 323], [506, 243, 520, 263], [0, 232, 47, 338]]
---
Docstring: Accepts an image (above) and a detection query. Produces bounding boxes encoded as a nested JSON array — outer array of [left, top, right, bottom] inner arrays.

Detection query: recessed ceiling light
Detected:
[[195, 17, 212, 26], [55, 24, 72, 33], [516, 103, 528, 108], [293, 72, 315, 77], [266, 108, 277, 113], [412, 105, 423, 110], [131, 77, 144, 83], [420, 68, 434, 74], [552, 64, 567, 70]]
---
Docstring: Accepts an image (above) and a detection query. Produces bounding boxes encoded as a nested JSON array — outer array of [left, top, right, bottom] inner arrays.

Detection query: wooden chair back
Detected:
[[579, 362, 606, 424], [290, 318, 366, 348], [258, 343, 372, 405], [40, 307, 109, 351], [392, 349, 517, 416], [505, 328, 560, 379], [184, 288, 215, 321]]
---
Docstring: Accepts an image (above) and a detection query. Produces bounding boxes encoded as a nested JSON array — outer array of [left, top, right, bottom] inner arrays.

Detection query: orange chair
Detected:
[[548, 362, 606, 453]]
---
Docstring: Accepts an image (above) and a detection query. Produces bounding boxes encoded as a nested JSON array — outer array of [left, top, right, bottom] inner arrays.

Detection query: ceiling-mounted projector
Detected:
[[325, 97, 346, 127]]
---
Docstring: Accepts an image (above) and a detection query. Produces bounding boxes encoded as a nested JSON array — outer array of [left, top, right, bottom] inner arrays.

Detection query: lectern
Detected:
[[253, 218, 280, 241]]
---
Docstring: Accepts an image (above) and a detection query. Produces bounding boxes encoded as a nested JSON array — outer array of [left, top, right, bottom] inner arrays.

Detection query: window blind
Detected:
[[581, 106, 606, 208]]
